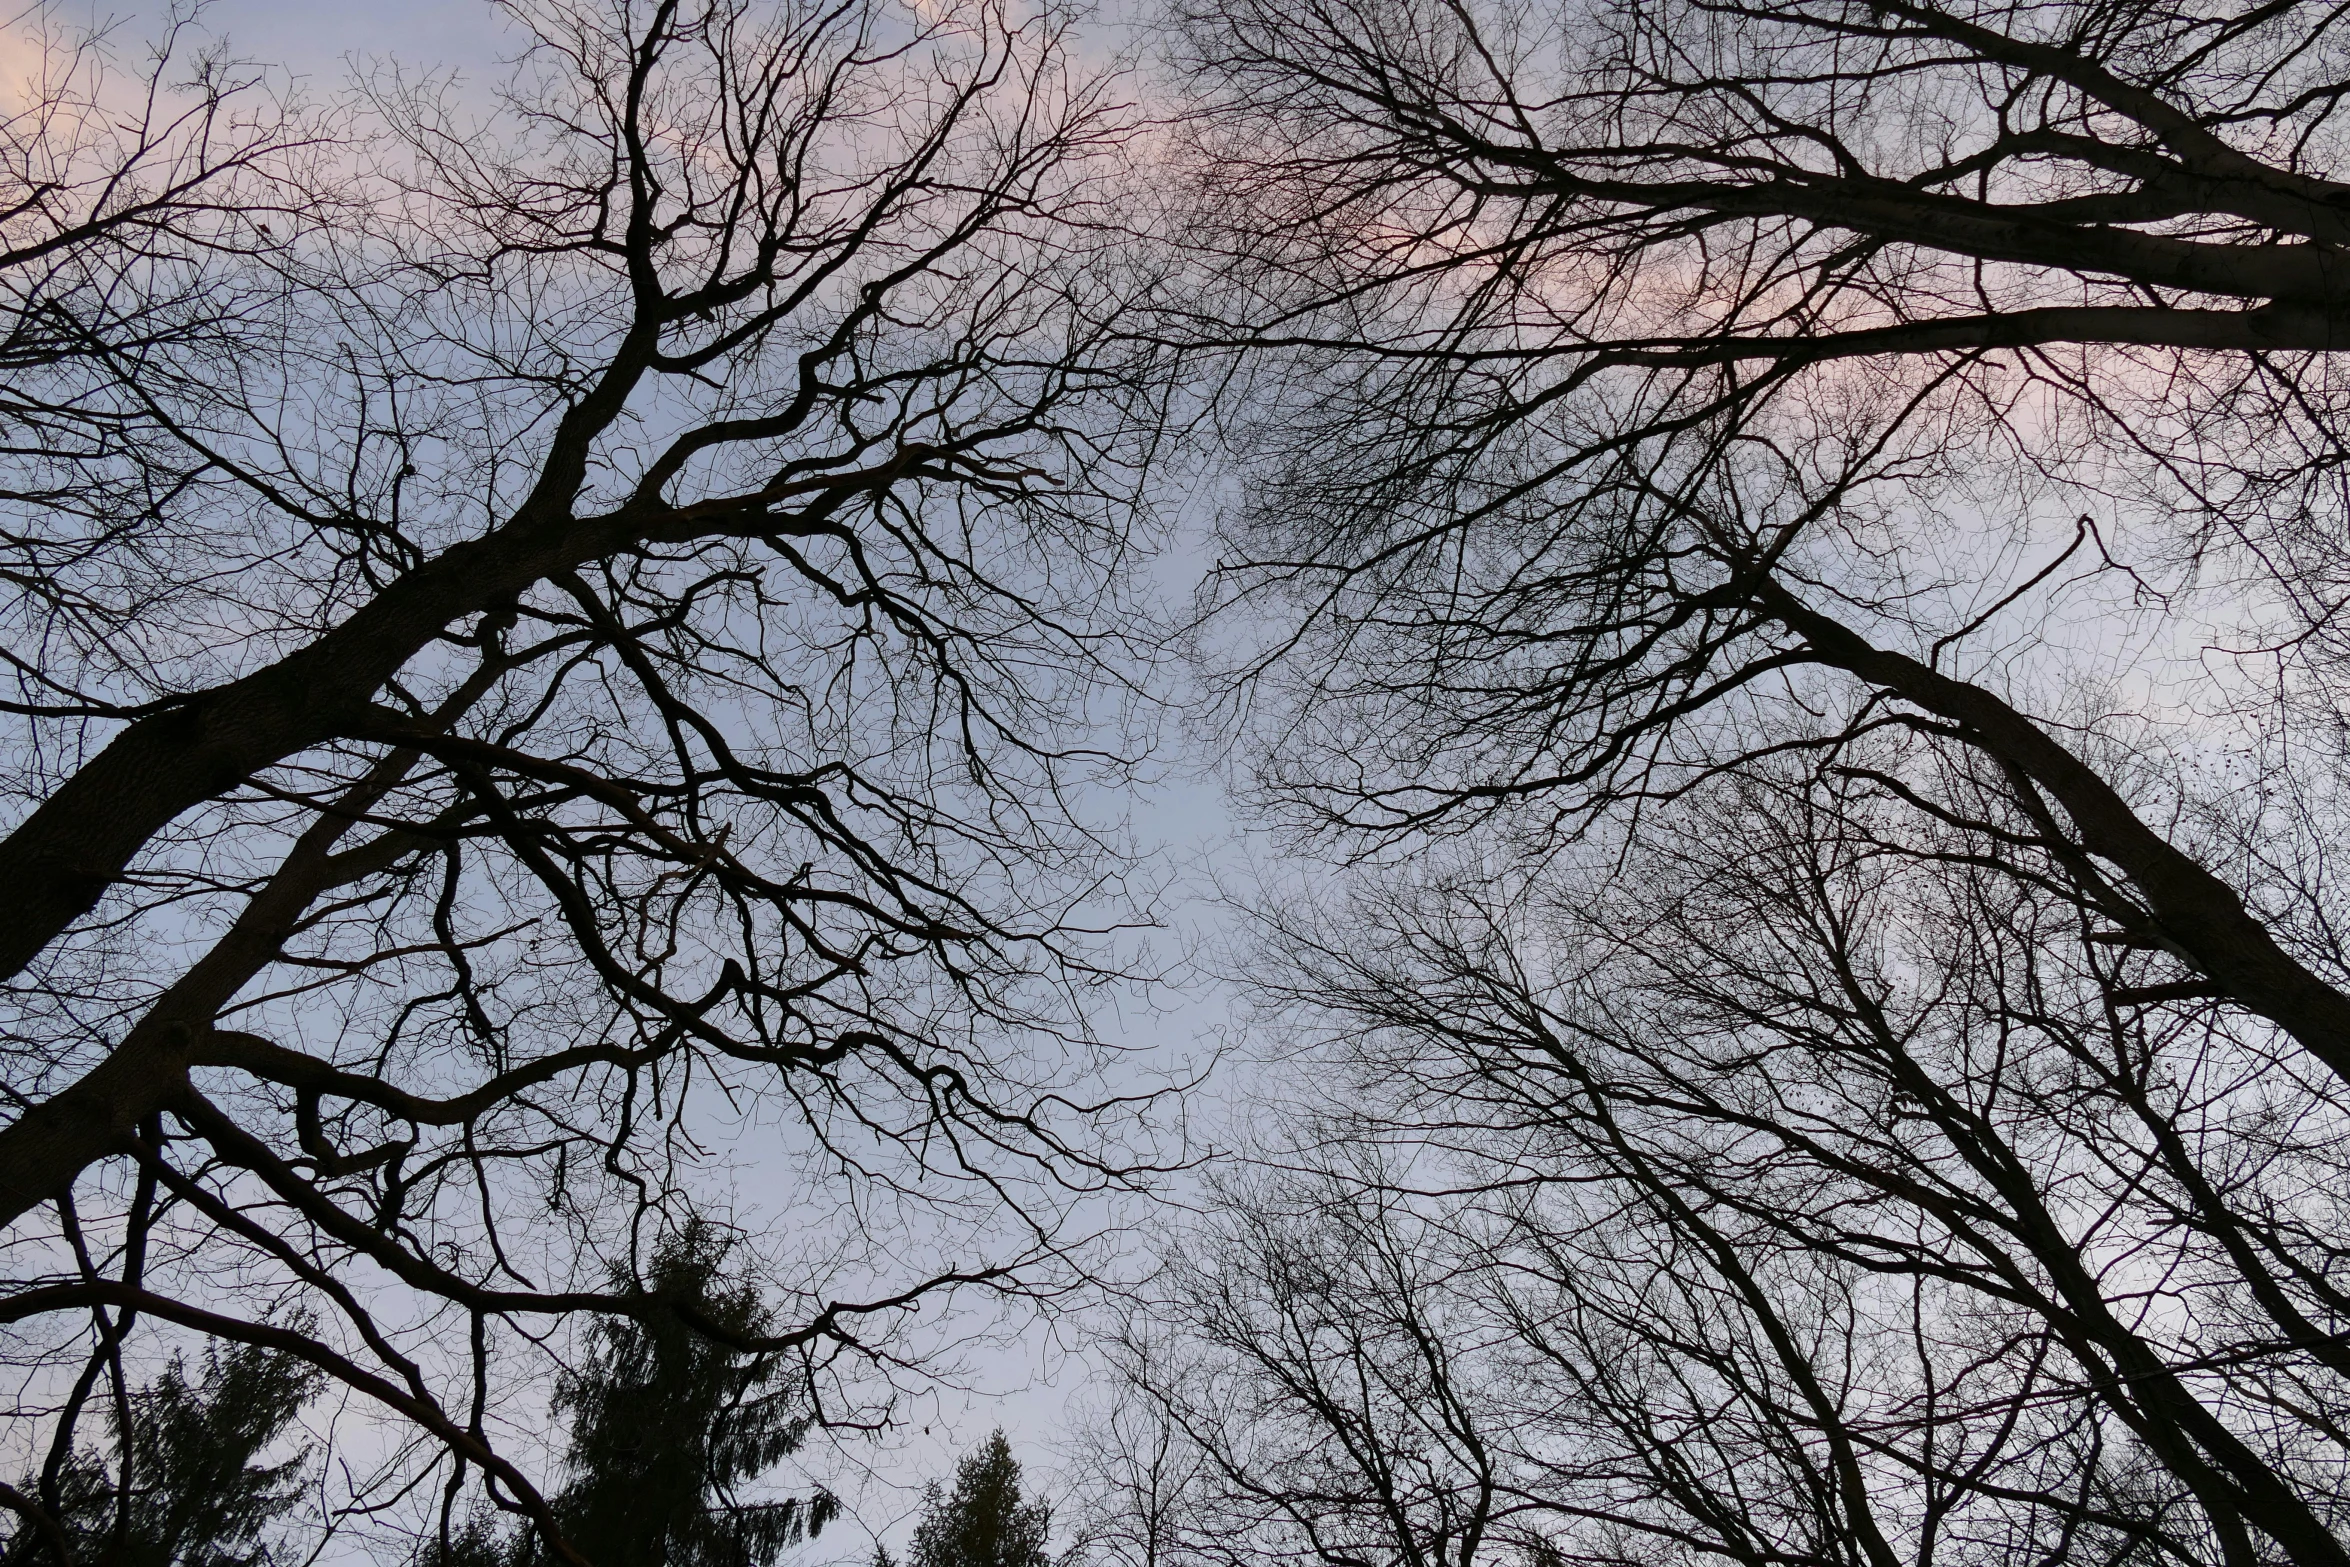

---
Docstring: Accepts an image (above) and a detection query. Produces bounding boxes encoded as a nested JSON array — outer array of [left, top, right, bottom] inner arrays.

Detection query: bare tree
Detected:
[[1088, 1166, 1504, 1567], [1084, 7, 2350, 1567], [0, 0, 1172, 1559], [1168, 0, 2350, 1079], [0, 7, 326, 411], [1084, 744, 2350, 1567]]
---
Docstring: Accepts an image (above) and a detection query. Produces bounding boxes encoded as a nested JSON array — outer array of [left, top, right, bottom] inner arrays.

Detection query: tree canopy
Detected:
[[1073, 5, 2350, 1567], [0, 0, 1170, 1558], [36, 2, 2350, 1566]]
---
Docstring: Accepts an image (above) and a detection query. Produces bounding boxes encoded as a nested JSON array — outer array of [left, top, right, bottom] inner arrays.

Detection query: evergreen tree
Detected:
[[13, 1340, 320, 1566], [906, 1434, 1050, 1567], [515, 1223, 834, 1567]]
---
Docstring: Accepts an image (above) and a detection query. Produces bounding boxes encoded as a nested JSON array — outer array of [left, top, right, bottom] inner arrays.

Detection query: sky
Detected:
[[199, 0, 516, 84]]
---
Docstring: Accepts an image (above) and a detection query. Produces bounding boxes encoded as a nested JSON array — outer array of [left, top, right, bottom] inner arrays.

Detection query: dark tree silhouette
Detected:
[[908, 1433, 1052, 1567], [1171, 0, 2350, 1081], [527, 1224, 837, 1567], [422, 1222, 835, 1567], [0, 0, 1172, 1560], [9, 1339, 321, 1567], [0, 9, 326, 489], [1090, 4, 2350, 1567]]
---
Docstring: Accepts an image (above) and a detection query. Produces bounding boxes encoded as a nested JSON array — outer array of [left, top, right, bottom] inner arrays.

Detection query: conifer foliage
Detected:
[[905, 1433, 1051, 1567], [475, 1223, 834, 1567], [12, 1340, 320, 1566]]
